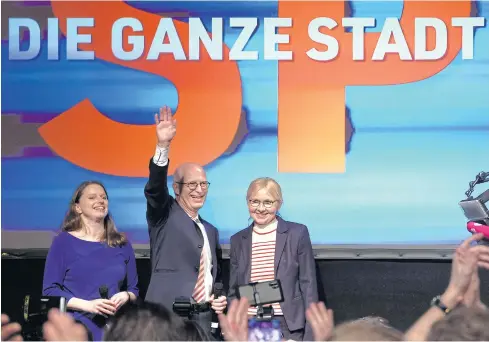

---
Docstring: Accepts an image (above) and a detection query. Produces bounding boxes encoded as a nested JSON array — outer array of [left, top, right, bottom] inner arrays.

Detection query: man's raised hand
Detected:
[[155, 106, 177, 148]]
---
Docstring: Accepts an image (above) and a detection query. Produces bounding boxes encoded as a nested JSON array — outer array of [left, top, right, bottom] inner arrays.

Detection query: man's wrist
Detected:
[[154, 144, 169, 166], [157, 141, 171, 148]]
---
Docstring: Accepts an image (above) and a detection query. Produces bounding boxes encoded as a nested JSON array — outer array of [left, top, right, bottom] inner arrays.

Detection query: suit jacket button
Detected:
[[195, 266, 199, 272], [198, 244, 202, 248]]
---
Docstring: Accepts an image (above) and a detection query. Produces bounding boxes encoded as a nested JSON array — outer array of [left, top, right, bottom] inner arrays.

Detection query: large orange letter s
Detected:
[[39, 1, 242, 177], [278, 0, 472, 173]]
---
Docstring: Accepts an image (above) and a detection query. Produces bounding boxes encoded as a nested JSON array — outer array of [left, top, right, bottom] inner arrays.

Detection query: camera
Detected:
[[172, 297, 211, 318], [236, 279, 284, 321], [21, 295, 67, 341], [459, 171, 489, 243], [235, 280, 284, 342]]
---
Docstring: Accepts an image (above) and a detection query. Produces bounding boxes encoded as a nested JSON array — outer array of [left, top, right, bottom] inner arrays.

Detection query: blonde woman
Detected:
[[228, 177, 318, 341]]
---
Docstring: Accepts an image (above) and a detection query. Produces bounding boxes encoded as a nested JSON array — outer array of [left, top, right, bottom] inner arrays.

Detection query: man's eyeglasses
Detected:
[[249, 200, 277, 208], [176, 181, 210, 190]]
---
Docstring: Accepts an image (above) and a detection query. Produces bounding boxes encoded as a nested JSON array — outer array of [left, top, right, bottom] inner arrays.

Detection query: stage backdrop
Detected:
[[2, 1, 489, 250]]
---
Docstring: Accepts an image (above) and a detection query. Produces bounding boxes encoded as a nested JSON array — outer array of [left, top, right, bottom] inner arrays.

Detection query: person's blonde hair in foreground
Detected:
[[331, 317, 403, 341]]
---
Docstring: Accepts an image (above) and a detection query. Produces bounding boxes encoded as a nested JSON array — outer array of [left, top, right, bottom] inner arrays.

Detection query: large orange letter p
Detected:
[[278, 0, 471, 173]]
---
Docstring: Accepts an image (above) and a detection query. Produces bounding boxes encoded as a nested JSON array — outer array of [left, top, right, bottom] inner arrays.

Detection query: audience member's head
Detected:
[[103, 301, 205, 341], [427, 306, 489, 341], [330, 316, 403, 341]]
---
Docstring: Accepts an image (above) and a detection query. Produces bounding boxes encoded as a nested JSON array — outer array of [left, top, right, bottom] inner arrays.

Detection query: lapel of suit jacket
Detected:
[[241, 223, 254, 284], [199, 216, 214, 243], [199, 217, 217, 278], [274, 217, 288, 275], [174, 201, 203, 245]]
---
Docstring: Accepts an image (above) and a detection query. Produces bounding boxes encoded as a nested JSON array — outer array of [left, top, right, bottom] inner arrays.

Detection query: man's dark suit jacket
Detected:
[[228, 216, 318, 340], [144, 159, 222, 310]]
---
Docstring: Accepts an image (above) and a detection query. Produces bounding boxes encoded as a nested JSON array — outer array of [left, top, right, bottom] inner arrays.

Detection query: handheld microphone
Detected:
[[99, 285, 109, 300], [98, 285, 110, 322], [211, 282, 224, 338]]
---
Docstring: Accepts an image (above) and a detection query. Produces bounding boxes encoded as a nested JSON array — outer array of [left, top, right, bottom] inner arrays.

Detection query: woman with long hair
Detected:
[[228, 177, 318, 341], [42, 181, 139, 341]]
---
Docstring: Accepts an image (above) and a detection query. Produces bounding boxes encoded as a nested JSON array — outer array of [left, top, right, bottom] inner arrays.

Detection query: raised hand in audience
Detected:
[[463, 237, 489, 270], [1, 314, 22, 341], [218, 298, 249, 341], [462, 270, 487, 311], [404, 233, 488, 341], [42, 309, 88, 341], [306, 302, 334, 341], [444, 233, 483, 304]]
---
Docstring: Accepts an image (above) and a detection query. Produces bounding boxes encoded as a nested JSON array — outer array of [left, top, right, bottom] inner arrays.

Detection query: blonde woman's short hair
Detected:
[[246, 177, 283, 203]]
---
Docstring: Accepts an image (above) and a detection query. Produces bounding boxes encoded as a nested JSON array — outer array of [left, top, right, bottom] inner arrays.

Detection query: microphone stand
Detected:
[[465, 171, 489, 199]]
